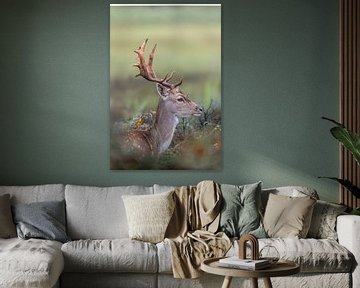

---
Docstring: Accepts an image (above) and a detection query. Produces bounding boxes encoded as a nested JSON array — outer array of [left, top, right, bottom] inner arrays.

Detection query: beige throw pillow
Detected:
[[122, 191, 175, 243], [263, 193, 316, 238], [0, 194, 17, 238]]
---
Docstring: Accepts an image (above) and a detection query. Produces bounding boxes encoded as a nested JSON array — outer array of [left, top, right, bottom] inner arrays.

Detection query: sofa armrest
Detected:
[[337, 215, 360, 288]]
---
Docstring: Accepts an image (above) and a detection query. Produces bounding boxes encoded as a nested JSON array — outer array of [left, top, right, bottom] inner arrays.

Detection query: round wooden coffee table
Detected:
[[201, 257, 300, 288]]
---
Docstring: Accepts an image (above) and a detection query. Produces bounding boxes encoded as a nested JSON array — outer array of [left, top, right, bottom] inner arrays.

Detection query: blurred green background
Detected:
[[110, 5, 221, 169]]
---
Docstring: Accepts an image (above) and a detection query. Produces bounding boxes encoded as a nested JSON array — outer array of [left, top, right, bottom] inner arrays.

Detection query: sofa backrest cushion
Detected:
[[0, 185, 65, 204], [261, 186, 319, 213], [153, 184, 176, 194], [65, 185, 153, 239]]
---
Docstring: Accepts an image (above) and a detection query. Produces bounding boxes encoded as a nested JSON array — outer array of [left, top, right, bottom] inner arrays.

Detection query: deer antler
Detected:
[[134, 39, 182, 89]]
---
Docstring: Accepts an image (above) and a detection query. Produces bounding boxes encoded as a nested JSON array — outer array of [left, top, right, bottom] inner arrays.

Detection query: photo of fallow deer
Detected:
[[110, 5, 221, 170], [121, 39, 204, 162]]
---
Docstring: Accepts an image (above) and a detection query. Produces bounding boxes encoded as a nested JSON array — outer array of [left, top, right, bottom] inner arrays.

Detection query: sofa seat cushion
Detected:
[[157, 238, 353, 274], [61, 239, 158, 273], [156, 240, 173, 274], [0, 238, 64, 288], [230, 238, 353, 273], [260, 238, 353, 272]]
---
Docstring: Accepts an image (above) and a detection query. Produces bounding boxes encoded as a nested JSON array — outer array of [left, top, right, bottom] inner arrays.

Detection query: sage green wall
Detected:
[[0, 0, 339, 202]]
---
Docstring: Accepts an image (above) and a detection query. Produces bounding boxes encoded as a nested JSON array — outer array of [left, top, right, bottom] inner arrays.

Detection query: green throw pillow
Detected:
[[218, 182, 266, 238]]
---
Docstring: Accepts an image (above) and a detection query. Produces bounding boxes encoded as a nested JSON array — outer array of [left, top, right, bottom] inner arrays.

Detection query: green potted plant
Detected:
[[320, 117, 360, 215]]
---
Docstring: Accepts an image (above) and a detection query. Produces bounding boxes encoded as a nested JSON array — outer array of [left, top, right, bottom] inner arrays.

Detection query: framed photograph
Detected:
[[110, 4, 221, 170]]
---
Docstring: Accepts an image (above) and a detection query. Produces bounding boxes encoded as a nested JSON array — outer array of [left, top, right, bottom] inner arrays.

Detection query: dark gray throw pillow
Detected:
[[218, 182, 266, 238], [12, 200, 70, 243]]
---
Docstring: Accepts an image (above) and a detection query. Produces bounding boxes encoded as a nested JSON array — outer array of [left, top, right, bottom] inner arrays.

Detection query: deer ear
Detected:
[[156, 84, 170, 99]]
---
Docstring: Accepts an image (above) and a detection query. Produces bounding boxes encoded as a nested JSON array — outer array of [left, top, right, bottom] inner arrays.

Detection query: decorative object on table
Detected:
[[217, 233, 273, 271], [234, 234, 277, 269], [320, 117, 360, 211], [259, 245, 280, 265], [110, 4, 221, 170], [238, 233, 280, 268], [238, 233, 259, 260]]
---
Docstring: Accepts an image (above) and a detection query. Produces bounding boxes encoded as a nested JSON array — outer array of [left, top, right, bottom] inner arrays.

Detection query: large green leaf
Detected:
[[318, 177, 360, 198], [330, 127, 360, 165], [322, 117, 360, 165], [351, 208, 360, 215]]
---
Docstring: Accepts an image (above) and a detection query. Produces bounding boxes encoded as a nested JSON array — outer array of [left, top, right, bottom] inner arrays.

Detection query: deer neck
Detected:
[[152, 100, 179, 154]]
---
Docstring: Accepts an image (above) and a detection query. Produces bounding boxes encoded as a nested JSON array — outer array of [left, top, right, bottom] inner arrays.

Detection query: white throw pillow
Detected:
[[122, 191, 175, 243]]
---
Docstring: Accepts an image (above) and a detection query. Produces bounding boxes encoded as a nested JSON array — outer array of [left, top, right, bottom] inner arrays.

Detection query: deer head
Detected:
[[134, 39, 203, 119]]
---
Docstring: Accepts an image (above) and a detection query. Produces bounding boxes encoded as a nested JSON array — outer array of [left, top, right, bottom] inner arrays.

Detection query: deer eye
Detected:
[[176, 97, 185, 103]]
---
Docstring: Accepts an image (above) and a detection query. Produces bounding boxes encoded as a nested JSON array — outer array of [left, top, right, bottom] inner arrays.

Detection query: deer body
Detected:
[[153, 99, 179, 153], [121, 39, 203, 160], [123, 100, 179, 157]]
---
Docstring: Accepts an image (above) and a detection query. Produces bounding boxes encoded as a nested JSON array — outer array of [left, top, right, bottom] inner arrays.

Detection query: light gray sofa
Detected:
[[0, 184, 359, 288]]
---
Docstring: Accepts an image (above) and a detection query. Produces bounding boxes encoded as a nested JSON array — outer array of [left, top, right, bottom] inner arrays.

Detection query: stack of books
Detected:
[[218, 257, 271, 270]]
